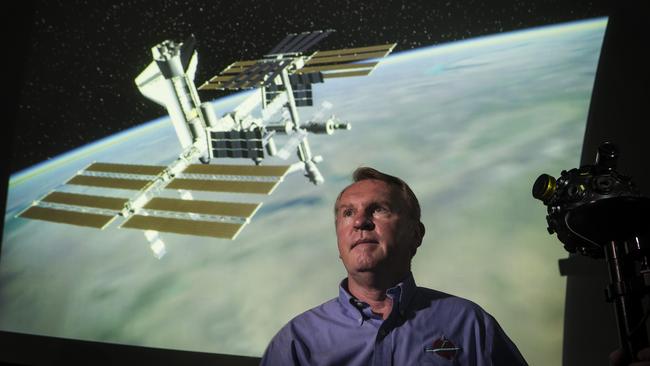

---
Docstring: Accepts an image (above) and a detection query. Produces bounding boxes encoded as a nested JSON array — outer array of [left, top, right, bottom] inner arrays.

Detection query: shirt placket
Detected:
[[371, 287, 402, 366], [372, 320, 395, 366]]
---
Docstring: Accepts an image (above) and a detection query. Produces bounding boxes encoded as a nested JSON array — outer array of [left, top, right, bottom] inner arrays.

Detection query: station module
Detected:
[[18, 31, 395, 257]]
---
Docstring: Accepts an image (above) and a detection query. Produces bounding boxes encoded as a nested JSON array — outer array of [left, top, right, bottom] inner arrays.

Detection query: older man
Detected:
[[260, 167, 527, 365]]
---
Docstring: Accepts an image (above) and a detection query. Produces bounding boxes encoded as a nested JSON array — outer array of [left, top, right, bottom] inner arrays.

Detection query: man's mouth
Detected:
[[352, 238, 379, 248]]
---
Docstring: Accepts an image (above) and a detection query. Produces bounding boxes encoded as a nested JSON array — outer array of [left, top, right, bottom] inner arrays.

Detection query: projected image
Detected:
[[2, 10, 605, 366]]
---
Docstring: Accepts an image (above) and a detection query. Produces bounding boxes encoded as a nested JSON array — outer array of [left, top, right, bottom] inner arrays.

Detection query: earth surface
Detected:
[[1, 18, 606, 365]]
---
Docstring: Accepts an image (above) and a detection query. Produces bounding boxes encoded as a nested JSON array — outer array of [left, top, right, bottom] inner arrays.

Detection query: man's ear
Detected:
[[410, 221, 425, 258], [415, 222, 425, 247]]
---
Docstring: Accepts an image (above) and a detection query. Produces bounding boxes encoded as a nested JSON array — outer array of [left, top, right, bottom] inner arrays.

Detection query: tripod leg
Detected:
[[605, 240, 649, 361]]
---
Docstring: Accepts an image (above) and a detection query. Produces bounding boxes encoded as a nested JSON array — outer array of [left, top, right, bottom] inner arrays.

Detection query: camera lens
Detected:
[[533, 174, 557, 202], [595, 176, 615, 193]]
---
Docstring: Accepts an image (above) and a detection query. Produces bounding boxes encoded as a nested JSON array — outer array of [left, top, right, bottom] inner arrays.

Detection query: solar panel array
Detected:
[[264, 72, 324, 107], [265, 30, 334, 56], [299, 43, 396, 79], [199, 59, 289, 91], [199, 41, 395, 95], [210, 128, 265, 159], [19, 162, 290, 239]]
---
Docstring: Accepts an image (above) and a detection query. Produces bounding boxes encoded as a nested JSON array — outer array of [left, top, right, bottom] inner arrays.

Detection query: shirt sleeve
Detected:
[[259, 324, 307, 366], [486, 313, 528, 365]]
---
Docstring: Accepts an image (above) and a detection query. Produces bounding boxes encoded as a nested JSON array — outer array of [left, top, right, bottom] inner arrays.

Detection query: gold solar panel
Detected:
[[323, 70, 373, 79], [19, 206, 116, 229], [85, 162, 166, 175], [222, 60, 288, 90], [228, 60, 257, 68], [208, 75, 235, 83], [182, 164, 290, 177], [297, 43, 395, 80], [199, 62, 255, 91], [297, 62, 378, 74], [67, 175, 151, 190], [42, 192, 128, 210], [199, 82, 227, 91], [310, 44, 395, 57], [218, 67, 250, 76], [200, 58, 290, 91], [166, 179, 279, 195], [305, 51, 391, 66], [121, 215, 244, 239], [144, 197, 260, 218]]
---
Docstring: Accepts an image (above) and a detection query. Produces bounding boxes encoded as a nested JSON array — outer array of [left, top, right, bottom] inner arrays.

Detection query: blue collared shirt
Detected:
[[260, 273, 527, 365]]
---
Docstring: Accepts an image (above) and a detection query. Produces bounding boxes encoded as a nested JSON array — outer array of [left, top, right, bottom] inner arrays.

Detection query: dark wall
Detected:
[[563, 2, 650, 365], [1, 2, 34, 254], [0, 330, 261, 366], [580, 2, 650, 190]]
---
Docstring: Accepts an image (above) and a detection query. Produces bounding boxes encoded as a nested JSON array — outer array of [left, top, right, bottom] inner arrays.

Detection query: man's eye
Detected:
[[342, 209, 353, 217], [373, 206, 388, 214]]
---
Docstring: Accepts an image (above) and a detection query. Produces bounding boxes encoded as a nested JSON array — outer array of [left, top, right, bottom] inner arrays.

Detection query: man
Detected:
[[261, 167, 527, 365]]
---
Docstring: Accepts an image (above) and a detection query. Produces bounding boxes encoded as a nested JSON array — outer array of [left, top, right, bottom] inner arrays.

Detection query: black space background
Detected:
[[8, 0, 609, 174]]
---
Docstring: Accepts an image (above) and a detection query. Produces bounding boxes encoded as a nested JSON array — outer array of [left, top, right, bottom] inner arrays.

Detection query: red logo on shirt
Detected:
[[425, 336, 461, 360]]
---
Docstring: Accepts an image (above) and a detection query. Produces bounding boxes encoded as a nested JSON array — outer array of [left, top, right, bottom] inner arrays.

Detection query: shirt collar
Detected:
[[338, 272, 418, 324]]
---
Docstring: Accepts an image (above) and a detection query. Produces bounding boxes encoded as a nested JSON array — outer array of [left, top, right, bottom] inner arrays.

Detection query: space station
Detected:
[[17, 31, 395, 256]]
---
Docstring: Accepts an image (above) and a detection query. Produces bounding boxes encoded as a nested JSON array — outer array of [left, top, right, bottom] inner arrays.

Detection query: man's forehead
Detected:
[[338, 179, 398, 204]]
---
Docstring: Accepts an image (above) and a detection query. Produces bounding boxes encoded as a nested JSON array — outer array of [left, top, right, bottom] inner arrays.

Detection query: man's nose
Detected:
[[353, 214, 375, 230]]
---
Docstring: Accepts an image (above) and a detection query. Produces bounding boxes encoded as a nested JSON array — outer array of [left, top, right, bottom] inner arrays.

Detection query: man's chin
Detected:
[[351, 259, 382, 274]]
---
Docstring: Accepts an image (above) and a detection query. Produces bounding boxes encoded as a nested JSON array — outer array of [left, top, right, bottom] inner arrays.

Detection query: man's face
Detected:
[[335, 179, 422, 277]]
